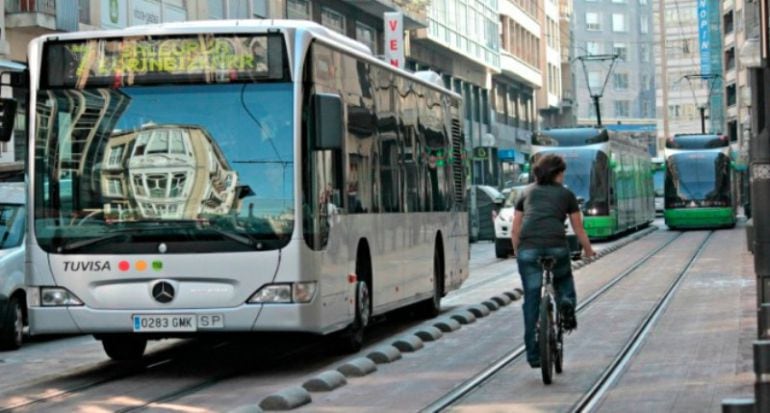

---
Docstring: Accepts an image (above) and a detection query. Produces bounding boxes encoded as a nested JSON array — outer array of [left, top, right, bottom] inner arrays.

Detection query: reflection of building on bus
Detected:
[[99, 125, 238, 220]]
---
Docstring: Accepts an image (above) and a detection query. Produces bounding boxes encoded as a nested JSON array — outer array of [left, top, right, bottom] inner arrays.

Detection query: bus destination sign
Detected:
[[45, 34, 284, 88]]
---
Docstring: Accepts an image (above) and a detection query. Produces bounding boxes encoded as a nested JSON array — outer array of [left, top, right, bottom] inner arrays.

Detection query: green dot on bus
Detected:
[[152, 261, 163, 271]]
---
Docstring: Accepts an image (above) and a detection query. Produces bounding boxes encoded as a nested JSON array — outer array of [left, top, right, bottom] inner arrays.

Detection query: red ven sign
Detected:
[[384, 12, 404, 69]]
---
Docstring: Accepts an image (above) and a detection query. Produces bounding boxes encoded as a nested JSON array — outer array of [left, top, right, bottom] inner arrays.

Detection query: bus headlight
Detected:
[[247, 282, 318, 304], [292, 282, 317, 303], [248, 284, 292, 303], [40, 287, 83, 306]]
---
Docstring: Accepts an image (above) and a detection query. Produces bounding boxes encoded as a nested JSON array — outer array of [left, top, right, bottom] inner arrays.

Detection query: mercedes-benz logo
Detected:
[[152, 281, 175, 304]]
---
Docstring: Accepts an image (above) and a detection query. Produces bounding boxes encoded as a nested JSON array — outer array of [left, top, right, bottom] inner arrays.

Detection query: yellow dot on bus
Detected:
[[135, 260, 148, 271]]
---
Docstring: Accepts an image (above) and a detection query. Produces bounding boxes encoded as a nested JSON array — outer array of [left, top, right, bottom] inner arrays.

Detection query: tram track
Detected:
[[422, 230, 696, 412], [570, 231, 713, 412], [0, 228, 660, 413]]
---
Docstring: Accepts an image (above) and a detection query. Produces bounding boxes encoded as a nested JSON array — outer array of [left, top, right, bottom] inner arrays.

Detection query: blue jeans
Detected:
[[516, 246, 576, 364]]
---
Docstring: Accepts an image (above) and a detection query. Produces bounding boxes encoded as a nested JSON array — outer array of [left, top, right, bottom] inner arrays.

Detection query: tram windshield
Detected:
[[665, 152, 731, 207], [33, 82, 294, 254], [532, 149, 610, 213]]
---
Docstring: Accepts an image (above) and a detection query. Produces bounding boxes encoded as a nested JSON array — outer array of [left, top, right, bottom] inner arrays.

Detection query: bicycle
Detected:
[[536, 255, 563, 384]]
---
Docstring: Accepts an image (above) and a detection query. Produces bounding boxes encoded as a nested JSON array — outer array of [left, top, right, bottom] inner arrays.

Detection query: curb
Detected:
[[413, 326, 444, 342], [467, 304, 491, 318], [258, 387, 311, 411], [481, 299, 500, 311], [433, 317, 462, 332], [229, 406, 264, 413], [302, 370, 347, 392], [366, 345, 402, 364], [450, 310, 477, 324], [392, 334, 425, 352], [337, 357, 377, 377]]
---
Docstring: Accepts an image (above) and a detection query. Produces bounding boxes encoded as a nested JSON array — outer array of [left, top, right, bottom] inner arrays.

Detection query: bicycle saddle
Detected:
[[538, 256, 556, 270]]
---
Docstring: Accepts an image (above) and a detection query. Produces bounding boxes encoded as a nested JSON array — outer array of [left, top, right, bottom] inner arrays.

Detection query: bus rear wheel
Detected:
[[100, 335, 147, 361]]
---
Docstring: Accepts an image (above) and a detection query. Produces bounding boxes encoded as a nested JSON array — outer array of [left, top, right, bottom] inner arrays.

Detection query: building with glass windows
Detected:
[[572, 0, 656, 126], [653, 0, 724, 148]]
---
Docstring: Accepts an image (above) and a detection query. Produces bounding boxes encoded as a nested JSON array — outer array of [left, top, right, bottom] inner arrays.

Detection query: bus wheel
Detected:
[[417, 244, 444, 319], [337, 280, 370, 353], [100, 335, 147, 361], [0, 297, 24, 350]]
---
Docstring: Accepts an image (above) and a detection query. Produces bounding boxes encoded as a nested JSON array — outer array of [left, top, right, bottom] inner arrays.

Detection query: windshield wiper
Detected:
[[57, 233, 130, 253], [208, 227, 262, 250]]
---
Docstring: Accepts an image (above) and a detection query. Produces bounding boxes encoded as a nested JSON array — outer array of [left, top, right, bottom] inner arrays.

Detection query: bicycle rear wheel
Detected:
[[539, 297, 554, 384]]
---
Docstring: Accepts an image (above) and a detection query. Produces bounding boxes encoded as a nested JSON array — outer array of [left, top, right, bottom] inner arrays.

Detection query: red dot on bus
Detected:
[[118, 261, 130, 271]]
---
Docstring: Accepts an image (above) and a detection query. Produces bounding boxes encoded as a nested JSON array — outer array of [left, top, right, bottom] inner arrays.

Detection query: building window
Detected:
[[640, 44, 650, 62], [614, 100, 630, 117], [287, 0, 311, 19], [586, 41, 602, 55], [612, 0, 626, 3], [79, 0, 90, 24], [725, 47, 736, 71], [640, 15, 649, 33], [321, 7, 346, 34], [107, 178, 124, 197], [641, 100, 650, 117], [613, 73, 629, 90], [356, 22, 376, 53], [612, 14, 626, 32], [108, 145, 125, 167], [726, 84, 737, 106], [641, 74, 651, 90], [586, 12, 601, 31], [724, 10, 734, 34], [613, 43, 627, 61], [208, 0, 225, 18], [228, 0, 249, 18], [682, 39, 691, 55], [252, 0, 268, 18]]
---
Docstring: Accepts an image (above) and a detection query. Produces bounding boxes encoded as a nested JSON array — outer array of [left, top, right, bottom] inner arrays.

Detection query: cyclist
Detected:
[[511, 154, 596, 368]]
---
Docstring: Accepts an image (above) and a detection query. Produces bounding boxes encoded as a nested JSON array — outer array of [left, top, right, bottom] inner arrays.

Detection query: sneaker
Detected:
[[560, 302, 577, 331]]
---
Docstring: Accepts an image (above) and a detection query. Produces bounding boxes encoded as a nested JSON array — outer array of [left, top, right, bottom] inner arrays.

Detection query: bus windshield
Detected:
[[33, 82, 294, 254], [665, 152, 731, 206]]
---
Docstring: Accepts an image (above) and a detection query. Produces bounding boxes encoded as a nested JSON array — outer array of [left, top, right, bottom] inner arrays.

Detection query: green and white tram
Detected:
[[531, 128, 654, 239], [0, 20, 469, 360], [663, 134, 736, 229]]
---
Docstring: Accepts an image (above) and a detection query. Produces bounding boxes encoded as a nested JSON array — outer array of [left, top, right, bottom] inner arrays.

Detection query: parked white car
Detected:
[[0, 182, 26, 349], [494, 184, 581, 259]]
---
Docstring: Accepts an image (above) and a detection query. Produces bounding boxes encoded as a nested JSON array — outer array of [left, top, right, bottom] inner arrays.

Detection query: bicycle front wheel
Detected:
[[539, 297, 554, 384]]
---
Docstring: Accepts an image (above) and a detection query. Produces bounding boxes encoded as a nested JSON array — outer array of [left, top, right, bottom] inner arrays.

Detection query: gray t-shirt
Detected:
[[515, 183, 580, 250]]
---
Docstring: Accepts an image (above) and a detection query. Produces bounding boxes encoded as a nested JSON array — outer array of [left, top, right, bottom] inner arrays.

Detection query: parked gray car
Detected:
[[0, 182, 26, 349]]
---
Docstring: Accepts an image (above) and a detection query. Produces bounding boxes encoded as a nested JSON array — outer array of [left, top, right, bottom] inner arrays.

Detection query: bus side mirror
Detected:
[[313, 93, 343, 150], [0, 98, 17, 143]]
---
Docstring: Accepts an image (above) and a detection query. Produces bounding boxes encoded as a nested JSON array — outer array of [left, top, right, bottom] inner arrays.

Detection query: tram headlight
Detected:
[[40, 287, 83, 307], [248, 284, 292, 303]]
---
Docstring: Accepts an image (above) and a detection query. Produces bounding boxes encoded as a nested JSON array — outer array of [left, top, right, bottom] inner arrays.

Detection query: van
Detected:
[[0, 182, 26, 349]]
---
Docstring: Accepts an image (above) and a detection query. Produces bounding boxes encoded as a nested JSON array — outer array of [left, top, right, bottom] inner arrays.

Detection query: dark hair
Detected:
[[533, 154, 566, 185]]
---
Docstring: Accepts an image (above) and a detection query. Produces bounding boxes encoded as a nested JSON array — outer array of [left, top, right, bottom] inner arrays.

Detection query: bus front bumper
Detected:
[[28, 299, 337, 336]]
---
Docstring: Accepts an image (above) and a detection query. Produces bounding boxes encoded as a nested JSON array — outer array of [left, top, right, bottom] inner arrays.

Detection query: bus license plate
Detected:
[[133, 314, 197, 332]]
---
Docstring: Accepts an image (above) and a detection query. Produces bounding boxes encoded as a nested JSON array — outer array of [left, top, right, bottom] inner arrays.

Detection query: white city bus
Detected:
[[3, 20, 469, 360]]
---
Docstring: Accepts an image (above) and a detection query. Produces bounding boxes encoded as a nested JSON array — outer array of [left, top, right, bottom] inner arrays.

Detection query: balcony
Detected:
[[5, 0, 79, 33]]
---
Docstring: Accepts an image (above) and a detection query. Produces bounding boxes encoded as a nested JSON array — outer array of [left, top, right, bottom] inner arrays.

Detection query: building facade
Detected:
[[572, 0, 656, 127], [654, 0, 724, 150]]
